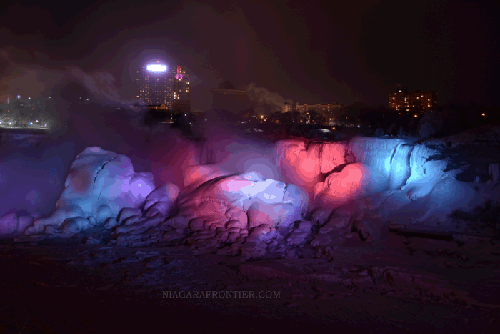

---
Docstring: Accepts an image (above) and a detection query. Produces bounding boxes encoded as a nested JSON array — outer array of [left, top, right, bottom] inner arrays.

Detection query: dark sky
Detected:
[[1, 0, 499, 110]]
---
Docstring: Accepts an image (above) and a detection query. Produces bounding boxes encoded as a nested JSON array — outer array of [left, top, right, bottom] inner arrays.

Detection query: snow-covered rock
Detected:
[[183, 165, 231, 188], [349, 138, 409, 190], [314, 163, 373, 207], [275, 140, 322, 192], [0, 213, 18, 235], [176, 170, 308, 229], [24, 147, 155, 235], [402, 144, 449, 200], [310, 209, 331, 226], [320, 142, 348, 174], [61, 217, 92, 237], [25, 205, 85, 235], [143, 183, 179, 214]]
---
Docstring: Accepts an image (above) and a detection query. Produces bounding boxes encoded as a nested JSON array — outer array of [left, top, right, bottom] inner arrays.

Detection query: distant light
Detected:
[[17, 95, 20, 98], [30, 122, 32, 125], [146, 64, 167, 72], [36, 119, 38, 122], [482, 113, 486, 116], [414, 114, 418, 117], [44, 124, 46, 126]]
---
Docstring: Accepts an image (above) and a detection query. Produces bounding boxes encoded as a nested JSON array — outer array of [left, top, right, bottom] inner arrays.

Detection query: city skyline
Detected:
[[1, 0, 499, 110]]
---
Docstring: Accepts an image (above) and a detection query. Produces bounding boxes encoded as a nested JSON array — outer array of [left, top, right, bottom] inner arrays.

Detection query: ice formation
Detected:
[[1, 135, 497, 259]]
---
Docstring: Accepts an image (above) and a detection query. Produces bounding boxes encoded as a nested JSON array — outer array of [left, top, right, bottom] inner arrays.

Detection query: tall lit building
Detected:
[[172, 66, 190, 113], [389, 87, 437, 115], [136, 62, 190, 112], [136, 61, 170, 108]]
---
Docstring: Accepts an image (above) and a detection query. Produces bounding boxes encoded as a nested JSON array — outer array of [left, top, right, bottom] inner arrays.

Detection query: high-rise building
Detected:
[[172, 66, 190, 114], [389, 87, 437, 115], [136, 62, 190, 112], [136, 61, 171, 108]]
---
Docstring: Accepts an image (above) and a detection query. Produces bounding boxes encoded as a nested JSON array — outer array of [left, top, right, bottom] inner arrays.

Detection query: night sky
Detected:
[[1, 0, 499, 111]]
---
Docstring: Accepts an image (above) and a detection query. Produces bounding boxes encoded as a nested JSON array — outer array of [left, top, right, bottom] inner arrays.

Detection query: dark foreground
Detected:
[[0, 232, 499, 334]]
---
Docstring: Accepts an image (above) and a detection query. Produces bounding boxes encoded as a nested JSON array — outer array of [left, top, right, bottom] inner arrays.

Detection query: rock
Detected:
[[189, 217, 205, 231], [226, 219, 247, 229], [320, 215, 350, 233], [204, 219, 225, 229], [246, 224, 271, 242], [275, 140, 321, 190], [162, 215, 190, 229], [116, 213, 166, 234], [84, 236, 102, 245], [94, 204, 113, 225], [311, 234, 332, 247], [350, 220, 373, 242], [18, 215, 34, 233], [216, 230, 230, 242], [117, 207, 142, 225], [240, 241, 268, 259], [177, 197, 231, 222], [61, 217, 91, 237], [161, 229, 185, 242], [25, 205, 85, 235], [344, 232, 358, 239], [247, 202, 301, 229], [122, 215, 142, 226], [144, 200, 173, 217], [320, 143, 347, 174], [0, 213, 19, 235], [287, 231, 309, 245], [247, 202, 277, 228], [315, 163, 372, 208], [228, 232, 240, 243], [60, 147, 154, 218], [387, 222, 406, 231], [144, 183, 180, 209], [297, 220, 313, 233], [311, 209, 331, 226], [225, 207, 248, 227], [283, 184, 309, 211], [177, 172, 308, 233], [105, 216, 119, 228], [183, 165, 231, 188]]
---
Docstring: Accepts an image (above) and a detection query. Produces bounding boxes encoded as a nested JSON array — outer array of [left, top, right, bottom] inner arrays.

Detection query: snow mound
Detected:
[[24, 147, 155, 235]]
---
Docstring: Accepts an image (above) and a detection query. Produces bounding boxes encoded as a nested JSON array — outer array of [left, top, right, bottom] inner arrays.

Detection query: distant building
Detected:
[[211, 81, 249, 114], [136, 61, 171, 108], [389, 87, 437, 115], [172, 66, 190, 114], [136, 62, 190, 113], [0, 96, 53, 128], [292, 103, 344, 114]]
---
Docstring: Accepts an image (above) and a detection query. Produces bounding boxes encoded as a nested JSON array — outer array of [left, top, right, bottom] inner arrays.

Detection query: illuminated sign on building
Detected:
[[146, 64, 167, 72]]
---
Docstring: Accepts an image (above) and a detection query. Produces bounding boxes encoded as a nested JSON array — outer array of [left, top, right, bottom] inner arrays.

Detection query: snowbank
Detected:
[[23, 147, 155, 235]]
